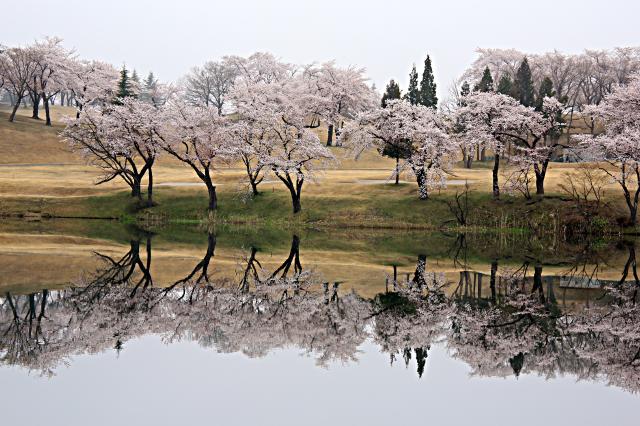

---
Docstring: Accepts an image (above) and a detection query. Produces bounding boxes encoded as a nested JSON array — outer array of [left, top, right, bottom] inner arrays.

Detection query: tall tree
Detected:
[[514, 57, 535, 107], [403, 65, 420, 105], [381, 79, 401, 108], [474, 67, 494, 92], [419, 55, 437, 108]]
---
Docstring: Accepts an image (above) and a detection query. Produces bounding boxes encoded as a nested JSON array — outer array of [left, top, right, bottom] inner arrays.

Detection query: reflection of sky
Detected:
[[1, 337, 636, 426]]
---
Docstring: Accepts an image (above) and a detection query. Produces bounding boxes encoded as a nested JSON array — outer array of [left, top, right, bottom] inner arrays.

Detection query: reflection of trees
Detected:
[[2, 234, 640, 393]]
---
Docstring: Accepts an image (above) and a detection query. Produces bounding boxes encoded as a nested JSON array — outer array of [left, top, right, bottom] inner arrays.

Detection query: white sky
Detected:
[[3, 0, 639, 100]]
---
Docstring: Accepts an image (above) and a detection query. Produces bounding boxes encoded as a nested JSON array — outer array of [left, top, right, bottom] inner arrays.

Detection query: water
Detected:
[[0, 220, 639, 425]]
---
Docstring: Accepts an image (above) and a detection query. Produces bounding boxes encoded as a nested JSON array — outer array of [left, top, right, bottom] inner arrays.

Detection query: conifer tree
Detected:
[[381, 79, 402, 108], [535, 76, 555, 111], [403, 65, 420, 105], [513, 57, 535, 107], [115, 65, 134, 103], [418, 55, 437, 108], [497, 75, 514, 97], [474, 67, 494, 92]]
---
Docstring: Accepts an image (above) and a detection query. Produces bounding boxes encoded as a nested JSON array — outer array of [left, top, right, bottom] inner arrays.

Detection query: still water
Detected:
[[0, 221, 638, 425]]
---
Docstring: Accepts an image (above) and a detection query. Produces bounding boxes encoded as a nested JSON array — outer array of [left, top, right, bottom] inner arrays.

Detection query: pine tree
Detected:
[[115, 65, 134, 103], [381, 79, 402, 108], [514, 57, 535, 107], [418, 55, 437, 108], [497, 75, 514, 97], [403, 65, 420, 105], [474, 67, 494, 92], [141, 71, 158, 104], [535, 76, 555, 111]]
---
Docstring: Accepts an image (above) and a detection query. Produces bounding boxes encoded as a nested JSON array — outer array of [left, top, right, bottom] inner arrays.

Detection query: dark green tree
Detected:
[[381, 79, 402, 108], [141, 71, 158, 104], [418, 55, 437, 108], [535, 76, 555, 111], [115, 65, 135, 102], [513, 58, 535, 107], [474, 67, 494, 92], [403, 65, 420, 105], [381, 140, 412, 185], [496, 75, 514, 97]]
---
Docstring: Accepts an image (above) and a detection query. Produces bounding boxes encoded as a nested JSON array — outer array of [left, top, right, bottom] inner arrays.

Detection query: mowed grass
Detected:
[[0, 105, 634, 230]]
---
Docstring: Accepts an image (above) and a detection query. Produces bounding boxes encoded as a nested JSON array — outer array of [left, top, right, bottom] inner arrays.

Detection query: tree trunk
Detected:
[[490, 260, 498, 303], [9, 97, 22, 122], [492, 153, 500, 200], [481, 147, 486, 162], [326, 124, 334, 147], [43, 97, 51, 126], [131, 176, 142, 200], [534, 160, 548, 196], [395, 156, 400, 185], [146, 167, 154, 206], [465, 154, 473, 169], [415, 169, 428, 200], [292, 191, 302, 214], [206, 180, 217, 211], [31, 93, 40, 119]]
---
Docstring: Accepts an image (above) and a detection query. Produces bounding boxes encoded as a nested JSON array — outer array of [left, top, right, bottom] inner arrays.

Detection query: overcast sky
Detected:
[[4, 0, 640, 100]]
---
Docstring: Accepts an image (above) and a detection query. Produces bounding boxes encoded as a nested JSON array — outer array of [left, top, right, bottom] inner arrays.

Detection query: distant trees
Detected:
[[404, 65, 420, 105], [182, 60, 237, 115]]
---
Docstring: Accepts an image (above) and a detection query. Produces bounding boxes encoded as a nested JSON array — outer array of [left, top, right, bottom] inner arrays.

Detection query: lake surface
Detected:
[[1, 220, 639, 425]]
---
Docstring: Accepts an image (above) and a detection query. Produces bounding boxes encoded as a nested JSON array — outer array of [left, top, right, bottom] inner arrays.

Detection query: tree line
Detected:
[[2, 39, 640, 224]]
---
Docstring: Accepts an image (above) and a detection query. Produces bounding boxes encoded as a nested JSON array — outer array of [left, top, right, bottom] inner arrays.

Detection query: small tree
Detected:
[[381, 79, 401, 108], [115, 64, 135, 101], [474, 67, 494, 92], [497, 75, 514, 97]]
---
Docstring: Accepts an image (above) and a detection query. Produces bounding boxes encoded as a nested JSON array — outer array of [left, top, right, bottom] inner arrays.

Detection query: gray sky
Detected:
[[4, 0, 640, 100]]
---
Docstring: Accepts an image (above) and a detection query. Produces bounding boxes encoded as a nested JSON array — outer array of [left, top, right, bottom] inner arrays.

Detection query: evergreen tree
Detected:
[[381, 79, 402, 108], [141, 71, 158, 104], [115, 64, 135, 103], [474, 67, 494, 92], [497, 75, 514, 97], [418, 55, 438, 108], [535, 76, 555, 111], [513, 57, 535, 107], [403, 65, 420, 105]]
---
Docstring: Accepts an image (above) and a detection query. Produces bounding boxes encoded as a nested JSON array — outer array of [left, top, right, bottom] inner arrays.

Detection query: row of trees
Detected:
[[4, 39, 640, 224]]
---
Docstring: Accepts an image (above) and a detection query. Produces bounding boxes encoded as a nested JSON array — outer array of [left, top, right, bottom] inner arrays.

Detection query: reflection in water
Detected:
[[1, 232, 640, 395]]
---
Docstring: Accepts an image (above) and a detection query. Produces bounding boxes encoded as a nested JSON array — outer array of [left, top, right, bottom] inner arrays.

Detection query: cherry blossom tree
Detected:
[[576, 74, 640, 224], [344, 99, 454, 200], [303, 61, 377, 146], [229, 53, 335, 213], [28, 37, 75, 126], [159, 101, 238, 211], [61, 98, 163, 205], [0, 43, 38, 122], [67, 59, 119, 118]]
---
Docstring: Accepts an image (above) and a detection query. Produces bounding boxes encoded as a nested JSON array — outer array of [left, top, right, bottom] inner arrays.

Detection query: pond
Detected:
[[0, 220, 639, 425]]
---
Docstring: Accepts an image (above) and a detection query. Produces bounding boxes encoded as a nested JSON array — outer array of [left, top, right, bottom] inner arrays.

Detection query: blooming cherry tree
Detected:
[[577, 74, 640, 224], [343, 99, 454, 200]]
